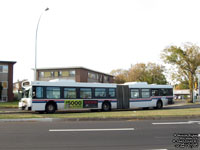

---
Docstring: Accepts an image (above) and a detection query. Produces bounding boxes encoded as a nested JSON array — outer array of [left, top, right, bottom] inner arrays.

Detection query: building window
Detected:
[[46, 87, 61, 99], [80, 88, 92, 99], [64, 88, 76, 99], [39, 72, 44, 78], [62, 71, 69, 77], [44, 72, 51, 78], [0, 81, 8, 89], [69, 70, 75, 77], [51, 71, 54, 77], [104, 76, 109, 82], [2, 81, 8, 89], [131, 89, 140, 98], [95, 88, 106, 98], [58, 71, 62, 77], [99, 75, 103, 82], [0, 65, 8, 73], [54, 71, 58, 77], [88, 72, 98, 80]]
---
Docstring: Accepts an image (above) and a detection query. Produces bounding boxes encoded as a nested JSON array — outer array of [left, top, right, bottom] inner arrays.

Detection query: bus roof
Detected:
[[31, 80, 172, 89], [124, 82, 173, 89], [31, 80, 117, 88]]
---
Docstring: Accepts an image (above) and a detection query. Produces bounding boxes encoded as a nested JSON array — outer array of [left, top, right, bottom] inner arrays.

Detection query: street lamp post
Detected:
[[196, 67, 200, 102], [34, 8, 49, 81]]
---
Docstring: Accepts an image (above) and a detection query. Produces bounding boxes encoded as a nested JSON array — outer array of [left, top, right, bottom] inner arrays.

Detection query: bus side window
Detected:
[[130, 89, 140, 98], [141, 89, 150, 98], [35, 87, 44, 99], [80, 88, 92, 99], [46, 87, 60, 99], [108, 88, 116, 98], [160, 89, 167, 96], [32, 87, 36, 98], [95, 88, 106, 98], [64, 88, 76, 99], [167, 89, 173, 96], [152, 89, 159, 96]]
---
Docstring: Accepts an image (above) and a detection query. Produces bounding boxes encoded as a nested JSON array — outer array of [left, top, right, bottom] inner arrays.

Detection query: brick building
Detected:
[[0, 61, 16, 102], [36, 67, 114, 83]]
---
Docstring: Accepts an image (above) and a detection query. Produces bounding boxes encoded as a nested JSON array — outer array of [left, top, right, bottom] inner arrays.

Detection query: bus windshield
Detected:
[[22, 88, 31, 98]]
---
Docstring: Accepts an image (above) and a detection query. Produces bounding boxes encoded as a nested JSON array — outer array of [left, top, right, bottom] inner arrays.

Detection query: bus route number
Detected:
[[64, 100, 83, 109]]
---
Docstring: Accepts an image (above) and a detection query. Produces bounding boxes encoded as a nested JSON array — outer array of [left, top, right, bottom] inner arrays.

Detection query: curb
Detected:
[[1, 115, 200, 122], [0, 118, 55, 122]]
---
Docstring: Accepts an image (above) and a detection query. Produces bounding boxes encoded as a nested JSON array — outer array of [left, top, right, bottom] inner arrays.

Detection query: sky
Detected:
[[0, 0, 200, 82]]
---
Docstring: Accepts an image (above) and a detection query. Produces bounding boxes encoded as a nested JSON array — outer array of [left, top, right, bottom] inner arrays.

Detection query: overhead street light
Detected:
[[34, 7, 49, 81]]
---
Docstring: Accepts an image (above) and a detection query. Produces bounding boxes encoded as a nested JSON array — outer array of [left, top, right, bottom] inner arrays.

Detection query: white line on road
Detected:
[[148, 149, 168, 150], [152, 121, 200, 125], [149, 149, 168, 150], [152, 122, 191, 125], [49, 128, 134, 132]]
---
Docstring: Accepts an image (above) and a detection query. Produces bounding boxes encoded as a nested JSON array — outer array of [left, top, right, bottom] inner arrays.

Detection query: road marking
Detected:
[[49, 128, 134, 132], [148, 149, 168, 150], [152, 122, 190, 125], [152, 121, 200, 125]]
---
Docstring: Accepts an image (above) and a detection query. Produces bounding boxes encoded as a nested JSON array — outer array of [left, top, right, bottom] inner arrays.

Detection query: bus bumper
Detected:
[[18, 101, 26, 110]]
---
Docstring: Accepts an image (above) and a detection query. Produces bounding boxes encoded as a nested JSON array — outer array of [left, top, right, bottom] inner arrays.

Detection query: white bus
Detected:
[[18, 80, 173, 113]]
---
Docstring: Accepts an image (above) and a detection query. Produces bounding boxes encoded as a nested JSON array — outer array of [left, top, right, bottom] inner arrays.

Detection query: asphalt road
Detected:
[[0, 119, 200, 150]]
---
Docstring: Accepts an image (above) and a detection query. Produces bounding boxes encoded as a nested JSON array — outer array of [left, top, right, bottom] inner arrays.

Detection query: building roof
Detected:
[[0, 61, 16, 64], [36, 66, 114, 77]]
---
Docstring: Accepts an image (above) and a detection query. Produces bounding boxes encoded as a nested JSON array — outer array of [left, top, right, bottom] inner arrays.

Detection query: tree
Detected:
[[169, 67, 189, 90], [110, 63, 167, 84], [161, 42, 200, 102], [127, 63, 146, 82], [128, 63, 167, 84], [110, 69, 128, 84]]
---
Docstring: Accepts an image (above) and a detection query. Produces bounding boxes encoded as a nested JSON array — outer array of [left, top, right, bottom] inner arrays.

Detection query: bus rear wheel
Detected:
[[45, 102, 56, 114], [102, 102, 111, 111], [155, 100, 163, 109]]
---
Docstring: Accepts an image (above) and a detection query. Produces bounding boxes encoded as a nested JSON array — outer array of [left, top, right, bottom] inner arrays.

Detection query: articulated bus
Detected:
[[18, 80, 173, 113]]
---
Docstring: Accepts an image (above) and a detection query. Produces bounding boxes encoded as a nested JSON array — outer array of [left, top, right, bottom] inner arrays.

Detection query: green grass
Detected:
[[0, 101, 18, 108], [1, 107, 200, 119]]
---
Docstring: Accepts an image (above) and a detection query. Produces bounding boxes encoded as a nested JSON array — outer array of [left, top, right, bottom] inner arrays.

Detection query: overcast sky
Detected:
[[0, 0, 200, 82]]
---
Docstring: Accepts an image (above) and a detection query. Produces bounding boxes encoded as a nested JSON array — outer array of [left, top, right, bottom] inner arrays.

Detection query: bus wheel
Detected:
[[155, 100, 163, 109], [102, 102, 111, 111], [45, 102, 56, 114]]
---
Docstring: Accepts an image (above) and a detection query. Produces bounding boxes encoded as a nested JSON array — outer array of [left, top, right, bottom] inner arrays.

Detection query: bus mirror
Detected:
[[33, 92, 36, 98]]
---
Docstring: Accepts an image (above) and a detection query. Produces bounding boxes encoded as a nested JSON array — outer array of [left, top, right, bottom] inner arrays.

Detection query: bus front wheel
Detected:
[[45, 102, 56, 114]]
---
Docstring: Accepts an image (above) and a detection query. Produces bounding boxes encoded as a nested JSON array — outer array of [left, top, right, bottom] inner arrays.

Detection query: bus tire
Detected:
[[155, 100, 163, 109], [102, 101, 111, 111], [45, 102, 57, 114]]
